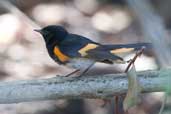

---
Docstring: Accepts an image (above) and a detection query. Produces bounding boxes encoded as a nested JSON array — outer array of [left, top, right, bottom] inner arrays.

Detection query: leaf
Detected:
[[123, 65, 142, 111]]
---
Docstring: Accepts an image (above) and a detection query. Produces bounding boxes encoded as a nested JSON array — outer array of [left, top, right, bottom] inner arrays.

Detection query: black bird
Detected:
[[34, 25, 151, 76]]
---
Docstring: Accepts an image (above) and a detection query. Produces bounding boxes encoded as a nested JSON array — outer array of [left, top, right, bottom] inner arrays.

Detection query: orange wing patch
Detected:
[[78, 43, 98, 56], [110, 48, 134, 54], [53, 46, 70, 62]]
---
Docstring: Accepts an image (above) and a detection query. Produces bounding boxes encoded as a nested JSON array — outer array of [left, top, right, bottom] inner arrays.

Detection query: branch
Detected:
[[0, 1, 40, 28], [0, 68, 170, 104]]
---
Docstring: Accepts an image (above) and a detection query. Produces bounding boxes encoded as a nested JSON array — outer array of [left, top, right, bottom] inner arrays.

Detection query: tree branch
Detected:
[[0, 68, 170, 104]]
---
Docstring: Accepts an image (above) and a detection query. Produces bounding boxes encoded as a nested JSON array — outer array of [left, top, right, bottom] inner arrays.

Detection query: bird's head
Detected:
[[34, 25, 68, 45]]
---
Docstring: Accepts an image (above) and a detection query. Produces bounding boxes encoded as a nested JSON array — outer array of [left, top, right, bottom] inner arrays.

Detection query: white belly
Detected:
[[67, 58, 95, 70]]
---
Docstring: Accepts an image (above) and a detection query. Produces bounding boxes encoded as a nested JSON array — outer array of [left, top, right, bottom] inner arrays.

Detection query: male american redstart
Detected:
[[34, 25, 151, 76]]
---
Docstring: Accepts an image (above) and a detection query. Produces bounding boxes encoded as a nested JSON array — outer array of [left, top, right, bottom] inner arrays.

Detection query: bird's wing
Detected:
[[59, 34, 151, 64], [59, 34, 125, 64], [86, 43, 152, 64], [59, 34, 99, 57], [86, 46, 125, 64]]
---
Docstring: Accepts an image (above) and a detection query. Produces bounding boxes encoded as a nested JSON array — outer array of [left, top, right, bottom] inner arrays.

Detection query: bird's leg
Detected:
[[125, 47, 145, 72], [78, 62, 95, 77], [64, 69, 80, 77], [64, 62, 95, 77]]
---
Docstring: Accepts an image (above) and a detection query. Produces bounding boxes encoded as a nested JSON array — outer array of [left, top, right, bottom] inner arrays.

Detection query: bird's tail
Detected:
[[103, 43, 152, 54]]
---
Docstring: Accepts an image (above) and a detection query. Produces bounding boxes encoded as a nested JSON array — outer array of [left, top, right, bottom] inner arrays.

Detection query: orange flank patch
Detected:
[[110, 48, 134, 54], [78, 43, 98, 56], [53, 47, 70, 62]]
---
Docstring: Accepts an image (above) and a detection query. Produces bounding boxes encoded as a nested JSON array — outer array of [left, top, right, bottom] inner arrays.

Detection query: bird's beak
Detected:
[[34, 29, 42, 34]]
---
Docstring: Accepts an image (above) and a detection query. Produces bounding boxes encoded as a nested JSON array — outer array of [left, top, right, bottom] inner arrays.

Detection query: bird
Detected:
[[34, 25, 151, 76]]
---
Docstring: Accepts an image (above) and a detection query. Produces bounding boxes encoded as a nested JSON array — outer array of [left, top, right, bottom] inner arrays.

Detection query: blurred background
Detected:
[[0, 0, 170, 114]]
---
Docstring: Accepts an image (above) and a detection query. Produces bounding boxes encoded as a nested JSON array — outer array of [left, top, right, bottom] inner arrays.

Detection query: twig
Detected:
[[0, 68, 169, 104], [125, 47, 145, 72], [0, 1, 40, 28], [115, 96, 119, 114]]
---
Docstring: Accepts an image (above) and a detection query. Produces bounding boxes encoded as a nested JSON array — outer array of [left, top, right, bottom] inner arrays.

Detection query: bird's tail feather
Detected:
[[104, 43, 152, 54]]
